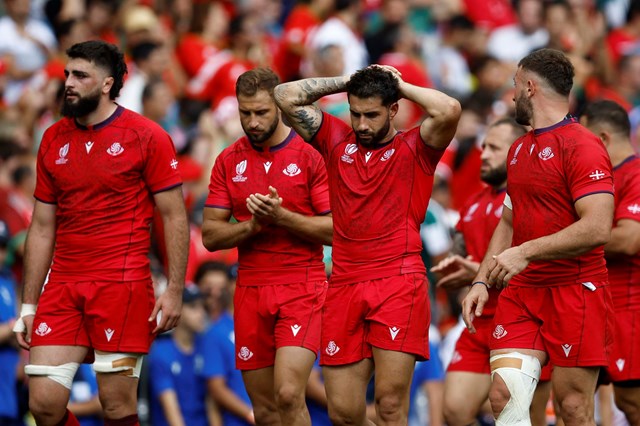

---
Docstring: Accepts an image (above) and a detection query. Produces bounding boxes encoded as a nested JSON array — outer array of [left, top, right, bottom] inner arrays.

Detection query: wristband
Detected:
[[471, 281, 489, 289], [13, 304, 37, 333]]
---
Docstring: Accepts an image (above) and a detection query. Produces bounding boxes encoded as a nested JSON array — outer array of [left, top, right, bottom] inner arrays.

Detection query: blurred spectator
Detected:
[[461, 0, 516, 31], [0, 0, 57, 105], [199, 265, 254, 426], [607, 0, 640, 66], [194, 261, 233, 323], [85, 0, 118, 44], [306, 0, 368, 75], [118, 41, 168, 113], [148, 286, 210, 426], [409, 340, 445, 426], [0, 220, 19, 426], [306, 358, 331, 426], [486, 0, 549, 64], [67, 364, 102, 426], [142, 78, 186, 151], [273, 0, 333, 82], [310, 44, 350, 122], [364, 0, 410, 63]]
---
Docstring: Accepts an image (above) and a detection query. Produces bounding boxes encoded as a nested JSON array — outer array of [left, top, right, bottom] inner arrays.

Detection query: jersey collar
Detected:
[[250, 128, 296, 153], [74, 105, 124, 131], [533, 114, 577, 136]]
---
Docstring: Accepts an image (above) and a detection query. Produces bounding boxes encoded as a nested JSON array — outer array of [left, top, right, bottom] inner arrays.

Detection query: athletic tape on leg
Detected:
[[93, 350, 144, 378], [24, 362, 80, 390], [490, 352, 541, 426]]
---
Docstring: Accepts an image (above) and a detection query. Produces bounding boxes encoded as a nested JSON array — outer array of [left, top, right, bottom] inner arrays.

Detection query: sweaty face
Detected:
[[238, 90, 280, 145], [480, 123, 513, 186], [349, 96, 395, 147], [62, 58, 109, 118]]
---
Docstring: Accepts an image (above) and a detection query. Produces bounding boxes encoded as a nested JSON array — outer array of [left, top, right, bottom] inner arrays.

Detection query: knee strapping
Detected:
[[92, 351, 144, 378], [24, 362, 80, 390], [490, 352, 542, 426]]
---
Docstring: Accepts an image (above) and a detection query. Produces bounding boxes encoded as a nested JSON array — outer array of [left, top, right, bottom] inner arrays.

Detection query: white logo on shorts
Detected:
[[493, 325, 507, 339], [616, 359, 626, 372], [389, 326, 400, 341], [105, 328, 115, 342], [291, 324, 301, 337], [562, 344, 573, 357], [325, 341, 340, 356], [238, 346, 254, 361], [35, 322, 52, 337]]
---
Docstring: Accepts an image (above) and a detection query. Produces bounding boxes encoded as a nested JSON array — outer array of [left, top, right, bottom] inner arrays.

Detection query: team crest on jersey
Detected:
[[232, 160, 248, 182], [238, 346, 253, 361], [107, 142, 124, 156], [589, 169, 606, 180], [340, 144, 358, 164], [283, 163, 301, 176], [510, 142, 523, 165], [380, 148, 395, 162], [538, 147, 554, 161], [55, 143, 70, 164]]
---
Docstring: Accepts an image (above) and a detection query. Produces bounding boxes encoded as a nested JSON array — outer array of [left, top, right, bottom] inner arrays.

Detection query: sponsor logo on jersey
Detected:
[[340, 144, 358, 164], [263, 161, 272, 173], [238, 346, 254, 361], [380, 148, 395, 162], [616, 358, 626, 372], [589, 170, 606, 180], [85, 141, 94, 153], [291, 324, 301, 336], [105, 328, 115, 342], [325, 340, 340, 356], [107, 142, 124, 156], [35, 322, 52, 337], [56, 143, 70, 164], [538, 147, 554, 161], [510, 142, 523, 165], [364, 152, 372, 163], [283, 163, 301, 176], [389, 326, 400, 340], [232, 160, 248, 182], [493, 324, 507, 339], [562, 344, 572, 357]]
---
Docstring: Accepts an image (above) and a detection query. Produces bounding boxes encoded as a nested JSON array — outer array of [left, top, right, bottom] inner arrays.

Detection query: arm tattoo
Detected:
[[292, 106, 322, 134], [297, 77, 348, 104]]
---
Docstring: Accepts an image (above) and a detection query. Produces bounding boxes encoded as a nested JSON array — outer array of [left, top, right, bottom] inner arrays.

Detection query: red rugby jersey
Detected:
[[456, 186, 506, 315], [206, 129, 330, 286], [35, 106, 182, 283], [311, 112, 444, 285], [506, 117, 613, 286], [608, 155, 640, 310]]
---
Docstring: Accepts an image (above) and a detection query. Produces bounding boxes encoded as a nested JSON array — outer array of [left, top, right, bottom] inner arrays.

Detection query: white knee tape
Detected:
[[93, 350, 144, 378], [490, 352, 542, 426], [24, 362, 80, 390]]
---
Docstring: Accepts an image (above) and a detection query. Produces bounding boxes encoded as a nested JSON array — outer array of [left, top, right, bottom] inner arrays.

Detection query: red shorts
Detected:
[[448, 316, 493, 374], [491, 282, 614, 368], [233, 280, 327, 370], [30, 280, 156, 353], [320, 273, 430, 366], [605, 309, 640, 382]]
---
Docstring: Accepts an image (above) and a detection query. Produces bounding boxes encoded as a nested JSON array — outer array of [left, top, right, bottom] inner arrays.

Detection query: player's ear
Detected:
[[102, 76, 114, 96], [389, 102, 399, 119]]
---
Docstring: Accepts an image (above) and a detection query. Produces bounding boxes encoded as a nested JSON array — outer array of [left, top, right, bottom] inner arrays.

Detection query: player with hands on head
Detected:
[[461, 48, 614, 426], [275, 64, 461, 426]]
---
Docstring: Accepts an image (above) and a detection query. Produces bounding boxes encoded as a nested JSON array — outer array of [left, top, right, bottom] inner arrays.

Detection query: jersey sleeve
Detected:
[[406, 127, 447, 174], [205, 153, 232, 209], [200, 328, 225, 379], [310, 112, 351, 160], [308, 149, 331, 214], [34, 128, 58, 204], [565, 136, 614, 201], [143, 125, 182, 193], [615, 171, 640, 222]]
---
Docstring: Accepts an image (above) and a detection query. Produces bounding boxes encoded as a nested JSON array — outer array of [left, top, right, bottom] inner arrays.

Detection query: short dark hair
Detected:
[[194, 261, 233, 285], [490, 117, 527, 140], [582, 100, 631, 136], [66, 40, 128, 100], [346, 67, 400, 106], [518, 48, 574, 97], [236, 68, 280, 98]]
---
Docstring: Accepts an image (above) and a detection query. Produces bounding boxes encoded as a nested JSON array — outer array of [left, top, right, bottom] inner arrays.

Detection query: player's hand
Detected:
[[14, 314, 34, 350], [487, 245, 528, 289], [461, 284, 489, 334], [370, 64, 403, 82], [432, 255, 480, 290], [246, 186, 284, 225], [150, 286, 182, 334]]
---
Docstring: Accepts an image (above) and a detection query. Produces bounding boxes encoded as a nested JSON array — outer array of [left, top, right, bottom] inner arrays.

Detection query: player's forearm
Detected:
[[162, 210, 189, 293], [474, 216, 513, 284], [209, 384, 253, 421], [275, 209, 332, 245], [519, 217, 611, 262], [400, 81, 459, 119], [22, 225, 55, 305], [604, 225, 640, 257], [275, 76, 349, 109], [159, 392, 186, 426], [202, 218, 260, 251]]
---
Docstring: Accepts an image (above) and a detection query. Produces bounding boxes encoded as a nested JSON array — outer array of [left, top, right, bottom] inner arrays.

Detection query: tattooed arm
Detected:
[[274, 76, 350, 141]]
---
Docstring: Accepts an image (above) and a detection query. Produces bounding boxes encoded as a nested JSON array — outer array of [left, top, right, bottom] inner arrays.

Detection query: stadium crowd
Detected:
[[0, 0, 639, 424]]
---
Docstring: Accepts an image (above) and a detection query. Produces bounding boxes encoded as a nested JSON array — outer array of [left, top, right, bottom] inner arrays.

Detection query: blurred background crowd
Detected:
[[0, 0, 639, 424]]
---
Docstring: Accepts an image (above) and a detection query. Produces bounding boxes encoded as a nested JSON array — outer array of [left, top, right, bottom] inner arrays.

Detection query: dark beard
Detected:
[[355, 118, 391, 147], [481, 164, 507, 187], [514, 95, 532, 126], [244, 115, 279, 145], [61, 91, 101, 118]]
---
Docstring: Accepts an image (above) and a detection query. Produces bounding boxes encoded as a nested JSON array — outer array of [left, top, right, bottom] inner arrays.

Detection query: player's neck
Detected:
[[531, 100, 569, 130], [263, 121, 292, 149], [609, 143, 636, 167], [75, 101, 118, 127]]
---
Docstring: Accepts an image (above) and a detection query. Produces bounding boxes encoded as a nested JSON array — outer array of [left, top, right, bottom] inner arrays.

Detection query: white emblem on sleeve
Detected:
[[589, 170, 605, 180]]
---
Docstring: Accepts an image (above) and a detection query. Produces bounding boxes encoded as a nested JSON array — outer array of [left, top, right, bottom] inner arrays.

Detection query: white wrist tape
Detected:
[[12, 303, 37, 333]]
